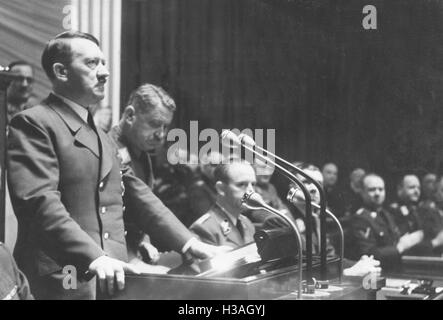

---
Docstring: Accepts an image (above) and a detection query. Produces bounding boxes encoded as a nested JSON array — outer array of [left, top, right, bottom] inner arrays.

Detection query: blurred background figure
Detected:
[[263, 162, 337, 257], [154, 148, 200, 227], [93, 104, 112, 132], [344, 168, 366, 217], [244, 157, 290, 230], [187, 151, 225, 225], [6, 61, 34, 123], [420, 172, 437, 202], [322, 162, 345, 218]]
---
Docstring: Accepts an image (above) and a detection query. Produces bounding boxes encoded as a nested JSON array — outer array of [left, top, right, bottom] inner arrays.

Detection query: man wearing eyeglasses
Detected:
[[6, 61, 34, 123]]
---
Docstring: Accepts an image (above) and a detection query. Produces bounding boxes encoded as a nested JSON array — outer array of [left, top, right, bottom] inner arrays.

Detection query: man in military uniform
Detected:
[[109, 83, 227, 266], [417, 176, 443, 255], [190, 160, 256, 248], [388, 174, 437, 256], [348, 174, 424, 269]]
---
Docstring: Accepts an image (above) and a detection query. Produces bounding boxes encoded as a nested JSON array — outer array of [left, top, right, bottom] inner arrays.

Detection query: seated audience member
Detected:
[[262, 163, 336, 257], [6, 60, 35, 123], [322, 162, 345, 218], [190, 160, 256, 248], [347, 173, 424, 270], [0, 242, 33, 300], [420, 172, 437, 202], [344, 168, 366, 217], [245, 158, 290, 229], [417, 176, 443, 255], [388, 173, 442, 256], [187, 151, 225, 224]]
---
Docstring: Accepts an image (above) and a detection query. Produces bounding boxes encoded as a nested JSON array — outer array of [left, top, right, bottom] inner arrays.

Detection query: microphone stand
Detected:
[[240, 136, 328, 280], [221, 131, 316, 290], [242, 191, 304, 299], [287, 188, 344, 283]]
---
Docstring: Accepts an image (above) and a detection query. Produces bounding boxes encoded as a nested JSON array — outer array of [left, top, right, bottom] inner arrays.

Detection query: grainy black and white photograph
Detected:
[[1, 0, 443, 305]]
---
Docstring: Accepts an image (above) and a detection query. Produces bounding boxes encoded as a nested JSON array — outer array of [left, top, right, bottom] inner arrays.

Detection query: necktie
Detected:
[[236, 219, 245, 240], [87, 112, 97, 133]]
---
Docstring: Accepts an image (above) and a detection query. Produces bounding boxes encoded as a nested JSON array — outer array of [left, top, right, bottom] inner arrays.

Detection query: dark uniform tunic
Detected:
[[347, 206, 402, 269]]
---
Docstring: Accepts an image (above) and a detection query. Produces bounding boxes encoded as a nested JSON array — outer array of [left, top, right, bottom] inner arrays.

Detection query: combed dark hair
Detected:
[[8, 60, 32, 70], [127, 83, 176, 114], [213, 159, 252, 184], [41, 31, 99, 80]]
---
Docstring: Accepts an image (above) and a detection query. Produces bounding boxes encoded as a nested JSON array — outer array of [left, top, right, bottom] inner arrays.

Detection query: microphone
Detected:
[[241, 190, 304, 298], [221, 130, 241, 148], [238, 133, 256, 147]]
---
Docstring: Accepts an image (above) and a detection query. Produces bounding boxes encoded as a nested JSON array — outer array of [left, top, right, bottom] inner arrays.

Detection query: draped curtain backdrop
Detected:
[[122, 0, 443, 197]]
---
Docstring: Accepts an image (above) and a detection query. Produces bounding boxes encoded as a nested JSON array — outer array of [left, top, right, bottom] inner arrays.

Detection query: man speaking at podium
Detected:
[[7, 31, 223, 300]]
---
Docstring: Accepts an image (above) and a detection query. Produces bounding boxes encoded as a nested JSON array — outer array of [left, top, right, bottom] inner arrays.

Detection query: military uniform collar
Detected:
[[215, 202, 239, 226]]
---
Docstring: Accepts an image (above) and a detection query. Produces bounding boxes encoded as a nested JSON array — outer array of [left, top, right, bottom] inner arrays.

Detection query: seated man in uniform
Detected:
[[190, 160, 256, 248], [347, 173, 424, 270], [388, 173, 442, 256], [261, 163, 336, 258]]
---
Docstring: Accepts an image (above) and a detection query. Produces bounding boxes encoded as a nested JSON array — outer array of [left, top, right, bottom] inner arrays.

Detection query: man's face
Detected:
[[361, 176, 385, 209], [7, 64, 33, 103], [129, 105, 173, 152], [422, 173, 437, 198], [65, 38, 109, 106], [322, 164, 338, 188], [289, 168, 323, 205], [220, 163, 257, 212], [398, 175, 421, 203], [350, 168, 366, 193]]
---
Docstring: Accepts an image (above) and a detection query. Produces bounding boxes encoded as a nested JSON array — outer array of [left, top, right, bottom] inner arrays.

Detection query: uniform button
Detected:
[[101, 207, 107, 214], [99, 182, 104, 190], [104, 232, 109, 240], [124, 230, 128, 236], [122, 206, 126, 212]]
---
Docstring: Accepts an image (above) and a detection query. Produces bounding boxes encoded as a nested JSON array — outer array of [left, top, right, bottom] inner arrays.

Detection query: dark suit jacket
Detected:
[[8, 94, 128, 299], [108, 125, 194, 253]]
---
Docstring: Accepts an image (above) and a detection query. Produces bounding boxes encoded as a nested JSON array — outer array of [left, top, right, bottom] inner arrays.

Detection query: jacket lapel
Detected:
[[97, 129, 114, 181], [46, 94, 99, 158], [214, 206, 243, 246]]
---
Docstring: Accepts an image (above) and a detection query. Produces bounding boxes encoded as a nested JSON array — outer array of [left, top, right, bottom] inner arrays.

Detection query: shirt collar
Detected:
[[52, 92, 89, 123]]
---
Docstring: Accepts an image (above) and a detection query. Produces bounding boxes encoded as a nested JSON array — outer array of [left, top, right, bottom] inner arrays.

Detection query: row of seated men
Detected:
[[152, 154, 443, 272]]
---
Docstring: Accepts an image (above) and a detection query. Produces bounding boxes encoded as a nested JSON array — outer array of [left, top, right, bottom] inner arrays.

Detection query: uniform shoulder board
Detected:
[[195, 213, 210, 225], [390, 202, 399, 209], [356, 208, 365, 215], [117, 147, 131, 165]]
